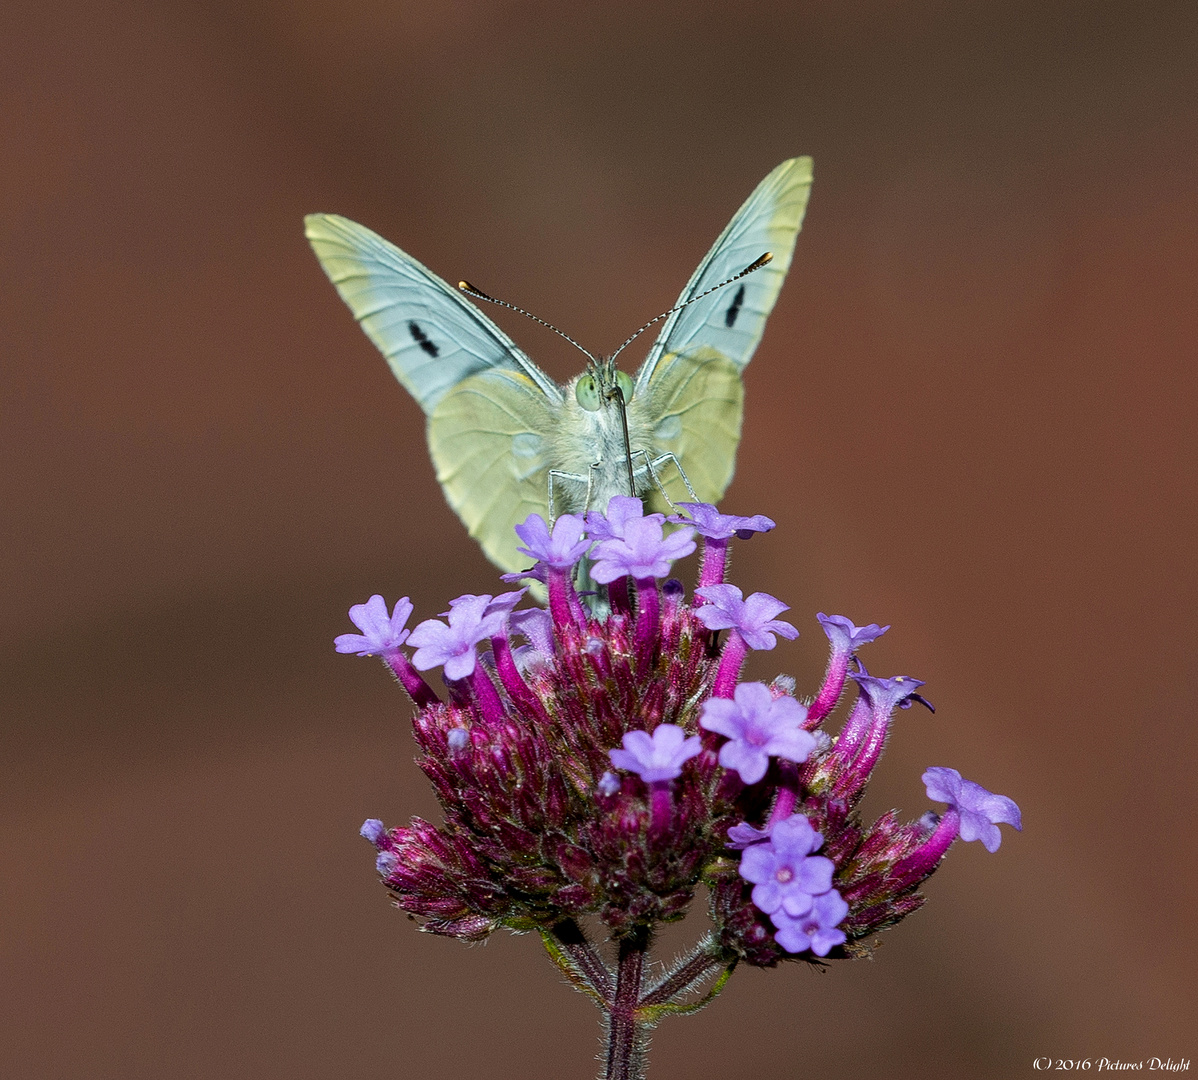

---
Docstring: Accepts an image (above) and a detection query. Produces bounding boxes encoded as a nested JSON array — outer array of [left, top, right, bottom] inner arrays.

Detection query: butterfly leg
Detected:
[[632, 450, 699, 510], [548, 467, 593, 521]]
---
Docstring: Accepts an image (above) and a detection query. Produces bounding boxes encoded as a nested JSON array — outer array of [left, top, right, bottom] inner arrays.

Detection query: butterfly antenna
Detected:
[[458, 281, 599, 364], [607, 252, 773, 363]]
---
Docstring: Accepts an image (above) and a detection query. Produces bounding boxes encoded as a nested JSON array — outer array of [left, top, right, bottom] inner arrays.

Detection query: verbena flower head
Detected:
[[342, 494, 1021, 978]]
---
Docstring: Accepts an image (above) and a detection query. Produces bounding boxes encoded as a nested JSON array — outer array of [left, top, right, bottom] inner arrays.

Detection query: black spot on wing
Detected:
[[408, 320, 440, 357], [724, 284, 745, 328]]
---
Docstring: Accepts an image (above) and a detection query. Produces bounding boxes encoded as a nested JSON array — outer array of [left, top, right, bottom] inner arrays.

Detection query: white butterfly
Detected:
[[306, 157, 812, 574]]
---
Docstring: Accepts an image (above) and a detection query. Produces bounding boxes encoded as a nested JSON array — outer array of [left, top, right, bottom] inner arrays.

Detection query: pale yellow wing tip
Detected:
[[782, 156, 814, 181], [303, 212, 355, 244]]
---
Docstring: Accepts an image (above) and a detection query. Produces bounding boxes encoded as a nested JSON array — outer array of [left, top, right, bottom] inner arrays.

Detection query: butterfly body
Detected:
[[307, 157, 812, 573]]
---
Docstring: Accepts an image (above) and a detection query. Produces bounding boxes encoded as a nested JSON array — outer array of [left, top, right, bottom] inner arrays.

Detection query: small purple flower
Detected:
[[669, 502, 776, 540], [770, 889, 849, 956], [447, 727, 470, 750], [360, 818, 387, 845], [849, 672, 928, 714], [739, 814, 834, 916], [923, 767, 1023, 853], [694, 585, 798, 651], [726, 821, 771, 849], [515, 513, 592, 569], [500, 563, 548, 585], [510, 607, 554, 657], [591, 517, 696, 583], [597, 771, 621, 797], [816, 613, 890, 654], [701, 682, 816, 784], [608, 724, 702, 783], [408, 594, 509, 680], [585, 496, 662, 541], [445, 589, 525, 622], [334, 595, 414, 656]]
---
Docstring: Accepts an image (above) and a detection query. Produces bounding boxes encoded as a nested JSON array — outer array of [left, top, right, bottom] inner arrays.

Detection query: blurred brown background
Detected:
[[2, 1, 1195, 1077]]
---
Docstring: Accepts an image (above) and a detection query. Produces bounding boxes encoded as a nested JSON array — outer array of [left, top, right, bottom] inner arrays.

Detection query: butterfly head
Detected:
[[575, 357, 634, 413]]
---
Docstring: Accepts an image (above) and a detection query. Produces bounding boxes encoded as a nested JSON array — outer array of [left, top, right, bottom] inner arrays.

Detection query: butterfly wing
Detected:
[[634, 156, 813, 393], [427, 368, 562, 573], [630, 348, 744, 514], [305, 213, 561, 412], [630, 157, 812, 511]]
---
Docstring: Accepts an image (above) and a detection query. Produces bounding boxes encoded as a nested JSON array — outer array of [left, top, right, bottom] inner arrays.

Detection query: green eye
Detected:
[[575, 375, 601, 412], [614, 370, 634, 403]]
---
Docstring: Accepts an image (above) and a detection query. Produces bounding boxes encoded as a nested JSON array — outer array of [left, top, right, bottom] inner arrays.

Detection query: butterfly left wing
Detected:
[[634, 157, 813, 393], [305, 213, 561, 413]]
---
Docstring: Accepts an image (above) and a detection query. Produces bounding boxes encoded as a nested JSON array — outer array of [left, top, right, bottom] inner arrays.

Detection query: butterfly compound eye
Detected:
[[614, 370, 634, 404], [575, 375, 601, 412]]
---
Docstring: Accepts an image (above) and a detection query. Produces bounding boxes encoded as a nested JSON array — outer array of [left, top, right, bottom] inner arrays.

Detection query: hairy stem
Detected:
[[604, 930, 649, 1080], [639, 937, 727, 1008], [549, 919, 613, 1004]]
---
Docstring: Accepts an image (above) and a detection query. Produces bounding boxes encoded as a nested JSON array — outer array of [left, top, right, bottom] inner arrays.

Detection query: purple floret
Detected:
[[700, 681, 815, 784], [770, 889, 849, 956], [849, 672, 928, 714], [590, 517, 696, 583], [515, 513, 592, 569], [408, 593, 509, 681], [334, 595, 414, 656], [738, 814, 834, 916], [608, 724, 702, 783], [694, 585, 799, 651], [510, 607, 554, 657], [585, 495, 662, 541], [360, 818, 387, 846], [816, 613, 890, 653], [726, 821, 771, 849], [668, 502, 776, 540], [923, 767, 1023, 853]]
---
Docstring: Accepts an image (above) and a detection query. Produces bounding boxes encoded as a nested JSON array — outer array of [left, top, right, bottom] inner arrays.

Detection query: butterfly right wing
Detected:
[[631, 349, 745, 514], [634, 157, 813, 392], [427, 367, 562, 573], [305, 213, 561, 413]]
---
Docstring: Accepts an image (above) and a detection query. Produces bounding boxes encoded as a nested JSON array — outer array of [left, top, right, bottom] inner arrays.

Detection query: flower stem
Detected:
[[604, 929, 649, 1080], [541, 919, 613, 1006], [638, 936, 729, 1007]]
